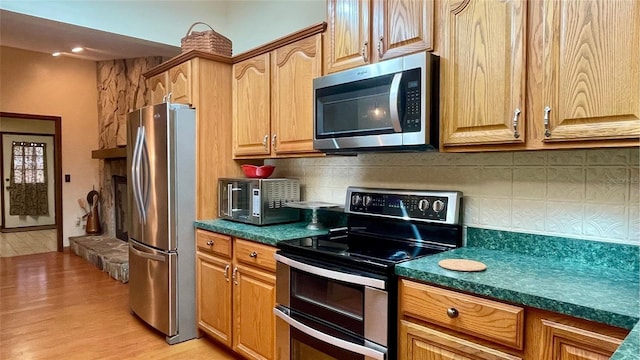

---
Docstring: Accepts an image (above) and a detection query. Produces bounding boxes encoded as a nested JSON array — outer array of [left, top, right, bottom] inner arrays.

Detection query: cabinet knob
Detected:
[[250, 251, 258, 258], [271, 134, 277, 151], [447, 308, 459, 319], [206, 240, 214, 246], [262, 134, 269, 150], [377, 36, 384, 58]]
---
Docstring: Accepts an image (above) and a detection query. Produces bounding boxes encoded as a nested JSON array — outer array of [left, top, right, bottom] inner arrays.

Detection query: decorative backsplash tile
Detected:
[[270, 147, 640, 245]]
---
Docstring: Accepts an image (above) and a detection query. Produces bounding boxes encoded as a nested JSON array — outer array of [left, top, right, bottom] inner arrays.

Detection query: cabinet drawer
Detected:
[[234, 238, 277, 272], [400, 279, 524, 350], [196, 230, 232, 258]]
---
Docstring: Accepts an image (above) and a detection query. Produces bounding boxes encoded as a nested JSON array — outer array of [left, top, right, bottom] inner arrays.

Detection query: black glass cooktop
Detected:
[[278, 214, 463, 274]]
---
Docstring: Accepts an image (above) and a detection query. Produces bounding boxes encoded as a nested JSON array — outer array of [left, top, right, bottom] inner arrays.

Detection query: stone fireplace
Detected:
[[95, 56, 163, 239], [113, 175, 127, 241]]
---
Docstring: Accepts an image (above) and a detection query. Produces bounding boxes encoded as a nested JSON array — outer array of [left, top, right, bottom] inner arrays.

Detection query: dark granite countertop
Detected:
[[397, 228, 640, 359], [194, 218, 328, 246], [194, 222, 639, 357]]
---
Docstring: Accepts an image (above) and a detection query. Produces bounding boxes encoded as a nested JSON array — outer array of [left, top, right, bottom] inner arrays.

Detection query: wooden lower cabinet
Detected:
[[196, 230, 277, 360], [539, 319, 622, 360], [233, 263, 276, 360], [399, 279, 630, 360], [196, 251, 232, 346], [400, 320, 522, 360]]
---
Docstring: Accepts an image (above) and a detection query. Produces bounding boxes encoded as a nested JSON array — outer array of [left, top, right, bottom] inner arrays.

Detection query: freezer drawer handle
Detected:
[[130, 244, 166, 262]]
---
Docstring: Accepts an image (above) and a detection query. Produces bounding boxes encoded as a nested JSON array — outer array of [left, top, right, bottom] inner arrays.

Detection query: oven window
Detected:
[[290, 269, 364, 335]]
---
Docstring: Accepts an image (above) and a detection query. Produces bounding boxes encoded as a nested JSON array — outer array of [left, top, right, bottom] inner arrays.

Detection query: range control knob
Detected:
[[363, 195, 372, 207], [352, 194, 363, 206], [432, 200, 445, 212], [418, 199, 430, 212]]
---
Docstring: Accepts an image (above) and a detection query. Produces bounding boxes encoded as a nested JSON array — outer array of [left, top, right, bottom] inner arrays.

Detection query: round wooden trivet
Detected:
[[438, 259, 487, 272]]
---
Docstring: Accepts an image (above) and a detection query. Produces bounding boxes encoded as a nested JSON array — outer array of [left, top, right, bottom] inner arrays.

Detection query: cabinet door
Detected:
[[441, 0, 527, 147], [196, 252, 232, 346], [233, 264, 276, 360], [325, 0, 371, 73], [168, 61, 192, 105], [373, 0, 434, 62], [541, 0, 640, 142], [232, 54, 272, 157], [148, 72, 168, 106], [271, 34, 322, 155], [540, 320, 622, 360], [400, 321, 522, 360]]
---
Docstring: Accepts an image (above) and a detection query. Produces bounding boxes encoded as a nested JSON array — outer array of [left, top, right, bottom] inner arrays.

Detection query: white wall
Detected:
[[0, 1, 229, 48], [0, 46, 100, 246], [0, 0, 325, 55], [226, 0, 325, 54], [270, 148, 640, 245]]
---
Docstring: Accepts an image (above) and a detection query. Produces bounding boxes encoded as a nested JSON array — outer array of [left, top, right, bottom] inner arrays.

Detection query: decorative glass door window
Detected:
[[9, 141, 48, 216]]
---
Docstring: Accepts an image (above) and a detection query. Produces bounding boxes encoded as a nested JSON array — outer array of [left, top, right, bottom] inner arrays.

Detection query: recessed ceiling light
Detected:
[[71, 47, 84, 53], [52, 52, 62, 57]]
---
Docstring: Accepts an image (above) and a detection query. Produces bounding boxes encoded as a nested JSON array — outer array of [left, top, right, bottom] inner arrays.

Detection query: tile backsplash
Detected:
[[269, 148, 639, 245]]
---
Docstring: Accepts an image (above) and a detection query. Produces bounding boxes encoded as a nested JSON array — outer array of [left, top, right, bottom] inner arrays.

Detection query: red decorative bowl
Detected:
[[241, 165, 275, 178]]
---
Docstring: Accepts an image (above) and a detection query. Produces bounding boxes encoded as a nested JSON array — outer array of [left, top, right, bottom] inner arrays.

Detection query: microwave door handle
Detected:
[[274, 306, 385, 360], [389, 73, 403, 132], [227, 183, 233, 216]]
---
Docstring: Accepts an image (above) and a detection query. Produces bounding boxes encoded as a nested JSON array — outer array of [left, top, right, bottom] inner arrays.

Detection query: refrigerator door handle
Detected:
[[130, 242, 166, 262], [131, 126, 144, 222], [139, 127, 150, 223]]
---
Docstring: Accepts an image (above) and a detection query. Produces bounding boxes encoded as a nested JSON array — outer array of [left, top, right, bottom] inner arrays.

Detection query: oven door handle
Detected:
[[274, 306, 385, 360], [274, 253, 386, 290]]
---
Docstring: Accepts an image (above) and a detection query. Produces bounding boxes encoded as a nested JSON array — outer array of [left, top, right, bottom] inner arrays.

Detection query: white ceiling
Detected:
[[0, 10, 181, 61]]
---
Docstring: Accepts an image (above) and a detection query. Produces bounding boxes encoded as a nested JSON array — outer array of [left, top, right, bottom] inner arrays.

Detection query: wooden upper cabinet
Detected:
[[232, 34, 322, 158], [232, 54, 271, 157], [148, 72, 168, 106], [325, 0, 434, 73], [373, 0, 435, 62], [325, 0, 370, 73], [540, 0, 640, 142], [441, 0, 527, 147], [271, 34, 322, 155], [168, 61, 192, 105]]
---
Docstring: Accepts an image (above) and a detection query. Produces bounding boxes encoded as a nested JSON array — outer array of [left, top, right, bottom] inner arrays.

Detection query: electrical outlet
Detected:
[[76, 217, 81, 227]]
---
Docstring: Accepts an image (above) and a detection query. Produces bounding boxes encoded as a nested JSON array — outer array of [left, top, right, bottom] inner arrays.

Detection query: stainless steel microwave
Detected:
[[218, 178, 300, 225], [313, 51, 439, 152]]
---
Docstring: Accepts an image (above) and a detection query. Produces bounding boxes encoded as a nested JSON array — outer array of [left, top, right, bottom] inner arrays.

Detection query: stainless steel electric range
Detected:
[[274, 186, 463, 360]]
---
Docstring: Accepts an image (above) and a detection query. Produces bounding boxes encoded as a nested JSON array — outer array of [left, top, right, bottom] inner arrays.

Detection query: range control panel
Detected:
[[345, 187, 462, 225]]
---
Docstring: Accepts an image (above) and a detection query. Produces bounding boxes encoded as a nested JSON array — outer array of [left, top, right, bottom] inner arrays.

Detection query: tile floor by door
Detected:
[[0, 229, 57, 257]]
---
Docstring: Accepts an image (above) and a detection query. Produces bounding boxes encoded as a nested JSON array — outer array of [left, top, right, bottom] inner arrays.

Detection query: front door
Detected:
[[2, 134, 55, 229]]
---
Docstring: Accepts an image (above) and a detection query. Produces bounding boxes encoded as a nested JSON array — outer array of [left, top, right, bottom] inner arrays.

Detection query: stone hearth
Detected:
[[69, 235, 128, 283]]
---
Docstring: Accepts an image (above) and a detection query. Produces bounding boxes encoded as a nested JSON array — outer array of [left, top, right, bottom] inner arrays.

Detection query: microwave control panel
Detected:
[[402, 68, 422, 132]]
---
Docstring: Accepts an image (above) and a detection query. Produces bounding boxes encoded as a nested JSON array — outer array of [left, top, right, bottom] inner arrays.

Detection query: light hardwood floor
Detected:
[[0, 229, 57, 257], [0, 251, 240, 359]]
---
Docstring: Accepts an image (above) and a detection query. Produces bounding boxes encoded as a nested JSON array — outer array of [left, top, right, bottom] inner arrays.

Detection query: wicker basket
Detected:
[[180, 22, 232, 56]]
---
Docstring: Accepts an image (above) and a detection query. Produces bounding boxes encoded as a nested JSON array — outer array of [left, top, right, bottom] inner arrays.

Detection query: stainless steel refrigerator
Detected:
[[126, 102, 197, 344]]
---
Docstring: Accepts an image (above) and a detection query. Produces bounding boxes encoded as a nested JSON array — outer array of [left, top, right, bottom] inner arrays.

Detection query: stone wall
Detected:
[[96, 57, 162, 237]]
